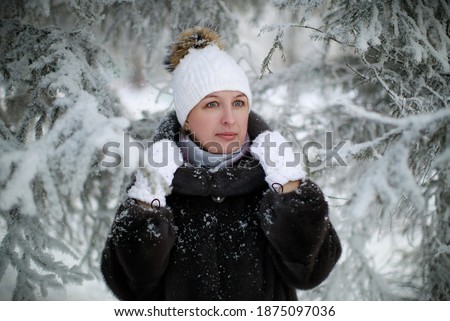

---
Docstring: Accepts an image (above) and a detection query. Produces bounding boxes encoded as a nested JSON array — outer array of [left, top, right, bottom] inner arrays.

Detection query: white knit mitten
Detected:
[[250, 131, 306, 188], [127, 139, 183, 207]]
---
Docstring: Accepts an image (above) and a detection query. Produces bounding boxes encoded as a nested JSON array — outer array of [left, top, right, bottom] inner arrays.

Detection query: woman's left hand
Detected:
[[250, 131, 306, 188]]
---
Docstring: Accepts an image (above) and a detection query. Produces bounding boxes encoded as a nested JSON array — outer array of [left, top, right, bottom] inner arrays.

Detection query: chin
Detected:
[[205, 140, 242, 154], [225, 144, 241, 154]]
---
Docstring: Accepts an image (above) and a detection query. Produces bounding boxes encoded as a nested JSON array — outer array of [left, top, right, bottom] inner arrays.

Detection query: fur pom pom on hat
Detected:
[[165, 27, 252, 126]]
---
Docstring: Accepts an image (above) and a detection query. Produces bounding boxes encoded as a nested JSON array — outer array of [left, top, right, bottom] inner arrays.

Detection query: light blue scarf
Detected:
[[178, 132, 250, 170]]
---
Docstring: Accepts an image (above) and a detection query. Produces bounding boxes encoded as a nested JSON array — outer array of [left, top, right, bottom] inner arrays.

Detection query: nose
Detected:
[[221, 104, 236, 125]]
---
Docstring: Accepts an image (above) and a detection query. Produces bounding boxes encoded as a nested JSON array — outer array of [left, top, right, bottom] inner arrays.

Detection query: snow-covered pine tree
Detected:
[[260, 0, 449, 300], [0, 0, 266, 300], [5, 0, 446, 301], [0, 16, 131, 299]]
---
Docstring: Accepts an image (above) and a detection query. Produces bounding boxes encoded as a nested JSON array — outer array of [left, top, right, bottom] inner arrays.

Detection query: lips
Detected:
[[216, 132, 238, 140]]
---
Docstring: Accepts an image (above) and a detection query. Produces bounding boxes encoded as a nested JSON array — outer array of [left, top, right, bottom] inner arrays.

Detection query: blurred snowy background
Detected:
[[0, 0, 449, 300]]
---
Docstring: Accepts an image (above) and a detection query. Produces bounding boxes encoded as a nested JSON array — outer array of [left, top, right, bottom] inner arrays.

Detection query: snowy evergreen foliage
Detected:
[[261, 0, 449, 300], [0, 18, 130, 299], [1, 0, 448, 300], [0, 0, 263, 300]]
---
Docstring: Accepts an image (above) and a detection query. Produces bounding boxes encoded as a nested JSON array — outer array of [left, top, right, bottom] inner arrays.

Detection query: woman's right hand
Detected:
[[127, 139, 184, 207]]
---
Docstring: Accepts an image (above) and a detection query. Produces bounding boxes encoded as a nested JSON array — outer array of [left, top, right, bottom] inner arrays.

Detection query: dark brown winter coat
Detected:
[[101, 111, 341, 300]]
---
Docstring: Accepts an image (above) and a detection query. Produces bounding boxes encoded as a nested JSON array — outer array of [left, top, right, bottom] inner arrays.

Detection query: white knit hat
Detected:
[[165, 28, 252, 125]]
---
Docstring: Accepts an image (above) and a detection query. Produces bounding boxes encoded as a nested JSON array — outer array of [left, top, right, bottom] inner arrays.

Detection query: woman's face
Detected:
[[185, 91, 249, 154]]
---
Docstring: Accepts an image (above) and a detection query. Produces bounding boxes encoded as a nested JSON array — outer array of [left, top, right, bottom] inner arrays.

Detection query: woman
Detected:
[[101, 27, 341, 300]]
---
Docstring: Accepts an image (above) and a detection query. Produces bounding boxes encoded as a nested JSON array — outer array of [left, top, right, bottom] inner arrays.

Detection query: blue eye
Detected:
[[233, 100, 245, 107], [206, 101, 218, 108]]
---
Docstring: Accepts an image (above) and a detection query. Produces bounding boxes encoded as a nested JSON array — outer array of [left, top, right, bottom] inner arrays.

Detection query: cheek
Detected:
[[238, 115, 249, 134], [189, 118, 215, 141]]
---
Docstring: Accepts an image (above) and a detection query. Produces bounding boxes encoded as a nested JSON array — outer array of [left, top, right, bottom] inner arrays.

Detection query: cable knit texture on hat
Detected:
[[166, 27, 252, 125]]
